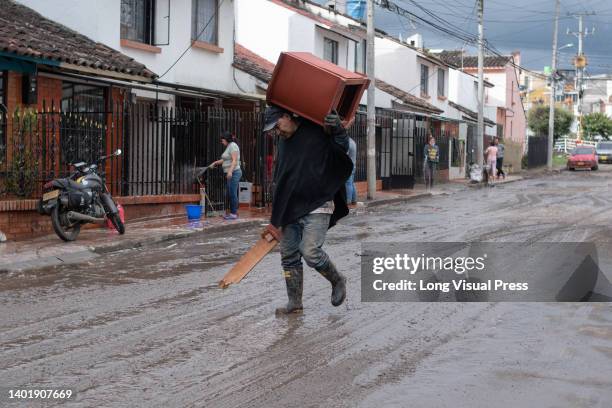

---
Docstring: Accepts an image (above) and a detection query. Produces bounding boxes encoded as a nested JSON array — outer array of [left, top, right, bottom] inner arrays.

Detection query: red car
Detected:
[[567, 146, 598, 171]]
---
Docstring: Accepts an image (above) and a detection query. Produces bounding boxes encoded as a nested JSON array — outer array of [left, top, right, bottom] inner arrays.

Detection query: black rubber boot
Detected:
[[275, 267, 304, 315], [317, 262, 347, 307]]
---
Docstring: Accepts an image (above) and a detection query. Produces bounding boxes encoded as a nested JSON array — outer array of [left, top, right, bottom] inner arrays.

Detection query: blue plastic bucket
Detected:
[[185, 204, 202, 220]]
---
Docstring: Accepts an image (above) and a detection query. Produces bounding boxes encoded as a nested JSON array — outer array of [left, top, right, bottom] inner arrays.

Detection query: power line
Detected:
[[375, 0, 547, 79]]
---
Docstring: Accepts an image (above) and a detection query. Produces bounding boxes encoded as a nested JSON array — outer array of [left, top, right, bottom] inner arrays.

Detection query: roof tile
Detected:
[[0, 0, 156, 79]]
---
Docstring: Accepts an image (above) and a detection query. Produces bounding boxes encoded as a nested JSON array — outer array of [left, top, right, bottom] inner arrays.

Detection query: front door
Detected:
[[389, 117, 415, 189]]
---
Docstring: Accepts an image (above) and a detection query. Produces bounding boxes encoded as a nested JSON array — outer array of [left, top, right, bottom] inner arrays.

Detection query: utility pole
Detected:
[[476, 0, 484, 166], [548, 0, 560, 171], [366, 0, 376, 199], [568, 11, 595, 140]]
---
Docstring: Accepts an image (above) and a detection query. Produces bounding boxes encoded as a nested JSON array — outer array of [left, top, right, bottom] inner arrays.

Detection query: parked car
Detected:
[[595, 141, 612, 163], [567, 146, 598, 171]]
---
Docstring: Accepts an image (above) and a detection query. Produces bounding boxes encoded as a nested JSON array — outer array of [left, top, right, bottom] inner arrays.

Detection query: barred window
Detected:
[[60, 83, 106, 165]]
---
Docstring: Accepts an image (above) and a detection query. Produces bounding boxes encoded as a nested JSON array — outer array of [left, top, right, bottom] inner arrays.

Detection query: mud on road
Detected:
[[1, 168, 612, 407]]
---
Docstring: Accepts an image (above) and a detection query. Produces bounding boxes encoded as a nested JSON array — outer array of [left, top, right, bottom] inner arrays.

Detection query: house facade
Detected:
[[438, 50, 527, 171], [1, 0, 275, 240], [17, 0, 261, 110], [234, 0, 497, 184]]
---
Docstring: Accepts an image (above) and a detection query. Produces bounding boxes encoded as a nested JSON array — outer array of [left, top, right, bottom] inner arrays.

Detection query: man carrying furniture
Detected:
[[261, 105, 353, 315]]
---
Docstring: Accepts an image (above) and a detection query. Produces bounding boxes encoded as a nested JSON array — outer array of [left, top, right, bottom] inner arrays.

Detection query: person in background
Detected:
[[346, 136, 357, 205], [484, 140, 498, 183], [423, 135, 439, 189], [495, 137, 506, 180], [209, 131, 242, 220]]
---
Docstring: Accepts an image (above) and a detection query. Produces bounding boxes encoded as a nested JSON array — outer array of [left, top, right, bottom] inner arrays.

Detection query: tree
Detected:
[[582, 112, 612, 140], [527, 105, 573, 139]]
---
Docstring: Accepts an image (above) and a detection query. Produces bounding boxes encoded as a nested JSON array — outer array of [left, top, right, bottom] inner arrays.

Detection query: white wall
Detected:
[[374, 37, 418, 97], [484, 72, 506, 107], [235, 0, 360, 72], [449, 69, 478, 112], [18, 0, 237, 93]]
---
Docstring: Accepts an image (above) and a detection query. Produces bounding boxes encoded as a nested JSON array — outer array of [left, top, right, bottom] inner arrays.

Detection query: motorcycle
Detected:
[[38, 149, 125, 241]]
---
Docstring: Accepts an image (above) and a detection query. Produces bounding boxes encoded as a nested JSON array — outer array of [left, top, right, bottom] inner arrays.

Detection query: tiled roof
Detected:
[[375, 79, 443, 114], [437, 50, 510, 69], [0, 0, 156, 79], [233, 44, 275, 83], [448, 100, 496, 126]]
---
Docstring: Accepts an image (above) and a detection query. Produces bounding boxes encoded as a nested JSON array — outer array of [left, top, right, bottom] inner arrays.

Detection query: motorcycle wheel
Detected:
[[109, 213, 125, 235], [51, 205, 81, 241]]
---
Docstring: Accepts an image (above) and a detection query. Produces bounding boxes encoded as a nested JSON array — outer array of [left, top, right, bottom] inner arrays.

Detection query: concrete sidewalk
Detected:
[[0, 190, 434, 274], [0, 211, 269, 274]]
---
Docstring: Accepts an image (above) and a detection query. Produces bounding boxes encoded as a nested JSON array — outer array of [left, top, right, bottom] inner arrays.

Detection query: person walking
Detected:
[[209, 131, 242, 220], [261, 105, 353, 315], [423, 135, 439, 189], [495, 137, 506, 180], [484, 140, 498, 184], [345, 136, 358, 205]]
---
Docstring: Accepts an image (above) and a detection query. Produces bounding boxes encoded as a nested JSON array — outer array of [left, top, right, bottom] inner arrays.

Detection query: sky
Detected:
[[316, 0, 612, 75]]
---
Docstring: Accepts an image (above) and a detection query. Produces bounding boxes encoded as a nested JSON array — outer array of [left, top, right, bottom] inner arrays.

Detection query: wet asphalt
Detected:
[[1, 167, 612, 407]]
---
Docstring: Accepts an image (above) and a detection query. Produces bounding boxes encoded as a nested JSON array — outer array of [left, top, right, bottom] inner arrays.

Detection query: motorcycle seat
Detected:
[[55, 178, 90, 191]]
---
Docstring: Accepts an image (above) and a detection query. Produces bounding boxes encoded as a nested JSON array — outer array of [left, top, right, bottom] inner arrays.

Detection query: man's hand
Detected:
[[261, 224, 282, 241], [324, 111, 343, 135]]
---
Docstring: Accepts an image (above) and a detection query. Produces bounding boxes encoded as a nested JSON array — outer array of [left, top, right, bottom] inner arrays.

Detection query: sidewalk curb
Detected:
[[467, 177, 524, 189], [360, 192, 433, 208]]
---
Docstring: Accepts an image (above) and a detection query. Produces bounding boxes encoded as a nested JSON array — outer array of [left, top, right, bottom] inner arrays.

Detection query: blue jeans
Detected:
[[345, 167, 357, 204], [226, 168, 242, 215], [281, 213, 331, 271]]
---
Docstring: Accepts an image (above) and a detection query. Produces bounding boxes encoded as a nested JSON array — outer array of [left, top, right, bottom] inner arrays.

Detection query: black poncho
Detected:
[[270, 119, 353, 228]]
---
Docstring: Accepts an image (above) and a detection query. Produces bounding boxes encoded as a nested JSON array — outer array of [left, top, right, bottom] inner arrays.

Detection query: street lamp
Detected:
[[559, 43, 574, 52]]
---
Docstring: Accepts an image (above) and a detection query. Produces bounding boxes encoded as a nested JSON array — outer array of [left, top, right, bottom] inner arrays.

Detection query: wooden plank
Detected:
[[218, 233, 278, 288]]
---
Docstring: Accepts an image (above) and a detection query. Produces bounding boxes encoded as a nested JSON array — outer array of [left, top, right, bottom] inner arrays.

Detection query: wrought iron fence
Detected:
[[0, 102, 458, 208], [0, 102, 269, 213]]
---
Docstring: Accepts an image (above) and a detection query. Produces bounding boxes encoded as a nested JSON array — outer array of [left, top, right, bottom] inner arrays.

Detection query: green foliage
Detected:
[[582, 112, 612, 139], [5, 107, 40, 197], [527, 105, 573, 139], [521, 154, 528, 169]]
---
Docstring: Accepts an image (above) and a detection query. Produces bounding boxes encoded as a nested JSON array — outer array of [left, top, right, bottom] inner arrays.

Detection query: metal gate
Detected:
[[389, 116, 415, 188], [527, 136, 548, 168], [377, 110, 419, 189]]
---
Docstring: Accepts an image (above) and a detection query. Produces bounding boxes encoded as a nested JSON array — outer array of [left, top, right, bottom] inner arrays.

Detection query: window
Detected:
[[61, 83, 105, 113], [192, 0, 218, 44], [355, 40, 366, 73], [420, 64, 429, 96], [324, 38, 339, 65], [60, 83, 106, 165], [437, 68, 445, 97], [121, 0, 155, 44]]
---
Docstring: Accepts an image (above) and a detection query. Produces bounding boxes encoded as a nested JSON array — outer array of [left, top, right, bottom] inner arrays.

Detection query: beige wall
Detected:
[[503, 140, 523, 173]]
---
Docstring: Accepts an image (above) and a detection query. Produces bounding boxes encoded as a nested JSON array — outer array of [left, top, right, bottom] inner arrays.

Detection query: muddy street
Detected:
[[2, 169, 612, 407]]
